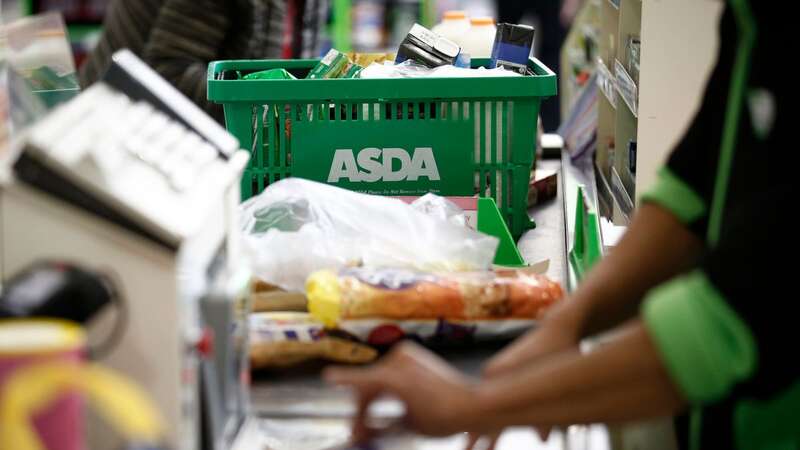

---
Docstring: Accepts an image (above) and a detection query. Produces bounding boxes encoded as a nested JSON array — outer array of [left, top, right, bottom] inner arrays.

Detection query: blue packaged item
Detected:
[[490, 23, 535, 74], [454, 52, 471, 68]]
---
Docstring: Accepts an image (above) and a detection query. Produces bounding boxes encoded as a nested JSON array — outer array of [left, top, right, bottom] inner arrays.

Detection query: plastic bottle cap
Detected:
[[443, 10, 467, 20], [470, 17, 495, 26]]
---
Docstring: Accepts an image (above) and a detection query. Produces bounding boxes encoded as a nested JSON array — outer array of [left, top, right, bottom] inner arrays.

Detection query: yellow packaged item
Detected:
[[306, 267, 563, 328]]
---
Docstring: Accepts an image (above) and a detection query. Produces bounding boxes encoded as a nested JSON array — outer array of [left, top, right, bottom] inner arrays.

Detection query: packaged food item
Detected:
[[252, 279, 307, 312], [527, 169, 558, 207], [334, 317, 535, 347], [306, 267, 563, 327], [462, 17, 497, 59], [490, 23, 535, 74], [307, 49, 351, 79], [249, 312, 377, 369], [341, 63, 364, 79], [432, 11, 471, 47], [395, 23, 460, 68], [454, 52, 471, 68], [243, 68, 297, 80], [346, 52, 396, 67], [358, 61, 521, 79]]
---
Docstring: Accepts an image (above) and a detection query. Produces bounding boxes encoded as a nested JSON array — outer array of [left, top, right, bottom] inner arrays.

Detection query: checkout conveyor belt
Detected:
[[232, 160, 610, 450]]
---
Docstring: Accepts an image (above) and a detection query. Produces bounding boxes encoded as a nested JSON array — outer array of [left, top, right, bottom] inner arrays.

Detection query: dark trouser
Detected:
[[497, 0, 566, 132]]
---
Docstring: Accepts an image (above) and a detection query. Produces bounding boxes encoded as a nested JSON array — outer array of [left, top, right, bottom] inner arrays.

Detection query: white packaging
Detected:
[[431, 10, 471, 48], [358, 60, 521, 79], [461, 17, 497, 59], [239, 178, 499, 292]]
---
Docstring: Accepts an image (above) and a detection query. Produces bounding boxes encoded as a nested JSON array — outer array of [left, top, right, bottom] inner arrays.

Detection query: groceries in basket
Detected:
[[307, 49, 351, 79], [306, 267, 563, 327], [358, 60, 522, 79], [347, 52, 396, 67], [432, 11, 471, 49], [396, 23, 461, 68], [490, 23, 536, 75], [341, 63, 364, 79], [306, 51, 396, 79], [241, 21, 538, 82], [207, 20, 556, 243], [462, 17, 497, 59], [242, 68, 297, 80], [249, 312, 378, 369]]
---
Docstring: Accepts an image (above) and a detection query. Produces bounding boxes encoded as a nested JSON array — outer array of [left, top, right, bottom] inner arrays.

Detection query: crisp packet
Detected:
[[307, 49, 350, 79], [341, 63, 364, 79], [346, 52, 397, 67], [243, 68, 296, 80]]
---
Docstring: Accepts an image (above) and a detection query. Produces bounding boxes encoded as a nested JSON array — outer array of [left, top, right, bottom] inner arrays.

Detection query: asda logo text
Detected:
[[327, 147, 441, 182]]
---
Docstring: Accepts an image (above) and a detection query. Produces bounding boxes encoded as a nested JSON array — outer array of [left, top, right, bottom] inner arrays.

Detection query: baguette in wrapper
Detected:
[[307, 267, 563, 327]]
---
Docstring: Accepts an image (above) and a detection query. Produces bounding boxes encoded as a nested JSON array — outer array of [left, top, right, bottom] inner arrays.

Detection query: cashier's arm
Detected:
[[325, 320, 685, 437], [326, 203, 697, 437], [485, 203, 703, 376]]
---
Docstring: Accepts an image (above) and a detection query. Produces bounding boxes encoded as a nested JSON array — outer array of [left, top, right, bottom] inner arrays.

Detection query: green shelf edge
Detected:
[[568, 186, 603, 280], [477, 197, 528, 267]]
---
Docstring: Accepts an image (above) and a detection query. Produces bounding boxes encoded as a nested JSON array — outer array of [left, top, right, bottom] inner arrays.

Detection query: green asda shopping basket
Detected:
[[207, 58, 556, 240]]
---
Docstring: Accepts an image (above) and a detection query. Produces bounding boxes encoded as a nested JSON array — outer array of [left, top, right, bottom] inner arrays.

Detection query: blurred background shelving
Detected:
[[335, 0, 497, 52], [3, 0, 502, 64], [560, 0, 724, 246], [594, 0, 639, 226]]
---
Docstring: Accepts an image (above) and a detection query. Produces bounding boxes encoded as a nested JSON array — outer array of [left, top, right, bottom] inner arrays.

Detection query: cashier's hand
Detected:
[[483, 316, 580, 378], [466, 318, 581, 448], [324, 342, 477, 443]]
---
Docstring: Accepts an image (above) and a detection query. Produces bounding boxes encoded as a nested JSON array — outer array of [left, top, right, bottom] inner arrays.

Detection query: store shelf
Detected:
[[600, 0, 620, 64], [615, 59, 638, 117], [611, 166, 634, 223], [597, 59, 618, 109], [594, 160, 615, 219]]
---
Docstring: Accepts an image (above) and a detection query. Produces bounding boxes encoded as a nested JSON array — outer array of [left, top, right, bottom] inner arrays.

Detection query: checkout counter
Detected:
[[0, 15, 639, 450], [1, 63, 612, 450], [228, 158, 611, 450]]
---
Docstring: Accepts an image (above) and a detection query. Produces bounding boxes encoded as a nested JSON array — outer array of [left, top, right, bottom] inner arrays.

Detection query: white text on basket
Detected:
[[327, 147, 441, 182]]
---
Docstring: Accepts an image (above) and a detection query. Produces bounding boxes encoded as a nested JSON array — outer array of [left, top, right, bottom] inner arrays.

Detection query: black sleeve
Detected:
[[701, 180, 799, 398], [662, 6, 735, 234]]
